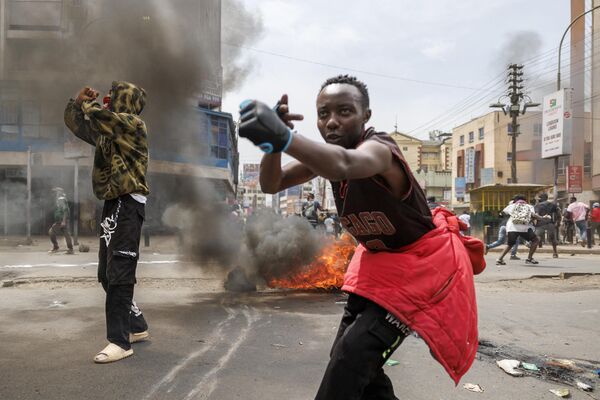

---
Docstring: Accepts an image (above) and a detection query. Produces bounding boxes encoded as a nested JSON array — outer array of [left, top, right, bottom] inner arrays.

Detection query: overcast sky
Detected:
[[222, 0, 571, 165]]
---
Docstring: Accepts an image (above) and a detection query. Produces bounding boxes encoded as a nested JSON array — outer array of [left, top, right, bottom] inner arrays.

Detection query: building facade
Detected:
[[450, 110, 547, 207], [0, 0, 238, 235]]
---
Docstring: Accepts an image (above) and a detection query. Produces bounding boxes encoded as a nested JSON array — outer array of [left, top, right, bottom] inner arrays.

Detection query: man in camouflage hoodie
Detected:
[[65, 81, 150, 363]]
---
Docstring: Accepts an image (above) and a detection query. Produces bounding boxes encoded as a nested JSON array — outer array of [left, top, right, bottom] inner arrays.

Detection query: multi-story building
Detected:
[[389, 131, 422, 171], [0, 0, 238, 235], [389, 130, 452, 201], [450, 110, 546, 206], [239, 163, 267, 212]]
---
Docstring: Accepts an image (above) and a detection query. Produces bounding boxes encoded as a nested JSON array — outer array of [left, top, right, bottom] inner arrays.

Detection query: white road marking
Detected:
[[142, 305, 238, 400], [184, 306, 259, 400], [0, 260, 180, 269]]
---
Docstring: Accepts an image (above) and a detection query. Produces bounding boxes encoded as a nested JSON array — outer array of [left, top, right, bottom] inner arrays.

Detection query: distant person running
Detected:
[[485, 214, 520, 259], [567, 197, 590, 247], [302, 192, 322, 228], [48, 187, 74, 255], [496, 195, 547, 265], [534, 193, 561, 258]]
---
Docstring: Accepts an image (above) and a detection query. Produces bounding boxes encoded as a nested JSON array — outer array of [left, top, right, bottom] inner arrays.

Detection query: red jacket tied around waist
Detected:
[[341, 207, 485, 384]]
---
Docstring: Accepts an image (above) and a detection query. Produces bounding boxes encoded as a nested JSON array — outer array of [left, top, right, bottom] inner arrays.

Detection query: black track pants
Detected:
[[315, 294, 411, 400], [98, 195, 148, 350]]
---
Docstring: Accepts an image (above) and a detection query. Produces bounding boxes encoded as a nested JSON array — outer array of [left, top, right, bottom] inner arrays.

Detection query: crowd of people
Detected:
[[481, 193, 599, 265]]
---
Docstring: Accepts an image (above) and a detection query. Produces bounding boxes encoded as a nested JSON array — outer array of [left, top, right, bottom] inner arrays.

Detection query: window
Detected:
[[209, 115, 230, 161], [478, 127, 484, 140], [459, 135, 464, 146], [533, 123, 542, 136], [468, 131, 474, 143], [507, 152, 512, 161], [0, 101, 19, 141], [402, 146, 408, 151]]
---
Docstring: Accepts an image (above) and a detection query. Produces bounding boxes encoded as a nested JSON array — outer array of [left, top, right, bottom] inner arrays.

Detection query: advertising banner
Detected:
[[455, 177, 466, 199], [542, 89, 572, 158], [465, 148, 475, 183], [566, 165, 583, 193]]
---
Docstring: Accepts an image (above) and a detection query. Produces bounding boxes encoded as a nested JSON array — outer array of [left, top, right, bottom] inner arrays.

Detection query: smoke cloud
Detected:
[[162, 185, 324, 286], [494, 30, 543, 70], [3, 1, 264, 235], [243, 210, 323, 280], [222, 0, 264, 93]]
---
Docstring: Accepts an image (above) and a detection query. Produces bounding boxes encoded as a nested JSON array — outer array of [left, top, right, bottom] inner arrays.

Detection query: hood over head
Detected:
[[110, 81, 146, 115]]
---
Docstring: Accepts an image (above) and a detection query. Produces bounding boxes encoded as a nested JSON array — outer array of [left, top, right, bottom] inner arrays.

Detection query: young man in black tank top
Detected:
[[239, 75, 439, 399], [241, 72, 484, 397]]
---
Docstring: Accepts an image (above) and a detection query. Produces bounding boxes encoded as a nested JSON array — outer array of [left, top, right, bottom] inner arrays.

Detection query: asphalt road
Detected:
[[0, 246, 599, 400]]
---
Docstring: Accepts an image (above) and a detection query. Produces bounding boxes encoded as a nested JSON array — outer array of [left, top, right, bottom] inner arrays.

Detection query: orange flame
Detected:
[[268, 234, 356, 290]]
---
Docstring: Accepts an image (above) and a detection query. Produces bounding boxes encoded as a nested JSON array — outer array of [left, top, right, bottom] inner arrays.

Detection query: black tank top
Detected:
[[330, 129, 435, 251]]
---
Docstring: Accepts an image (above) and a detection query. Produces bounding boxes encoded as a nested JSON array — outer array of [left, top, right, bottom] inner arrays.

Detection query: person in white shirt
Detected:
[[496, 195, 548, 265], [566, 197, 590, 246], [458, 210, 471, 235], [323, 214, 336, 237]]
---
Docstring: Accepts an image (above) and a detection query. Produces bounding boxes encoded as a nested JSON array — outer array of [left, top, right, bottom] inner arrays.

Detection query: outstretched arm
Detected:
[[259, 153, 316, 194], [240, 100, 394, 183]]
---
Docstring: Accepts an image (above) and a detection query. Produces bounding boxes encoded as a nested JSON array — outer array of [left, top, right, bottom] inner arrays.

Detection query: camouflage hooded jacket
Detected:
[[64, 81, 150, 200]]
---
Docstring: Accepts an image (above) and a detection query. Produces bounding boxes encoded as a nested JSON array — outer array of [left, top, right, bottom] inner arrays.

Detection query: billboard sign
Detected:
[[566, 165, 583, 193], [455, 177, 466, 199], [465, 148, 475, 183], [542, 89, 572, 158], [480, 168, 494, 186], [242, 164, 260, 189]]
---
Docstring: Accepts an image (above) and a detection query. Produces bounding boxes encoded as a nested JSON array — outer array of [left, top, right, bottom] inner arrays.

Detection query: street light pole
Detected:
[[554, 4, 600, 202]]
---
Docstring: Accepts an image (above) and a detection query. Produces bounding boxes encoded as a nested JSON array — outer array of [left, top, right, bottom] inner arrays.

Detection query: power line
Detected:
[[222, 42, 504, 92], [406, 29, 600, 135]]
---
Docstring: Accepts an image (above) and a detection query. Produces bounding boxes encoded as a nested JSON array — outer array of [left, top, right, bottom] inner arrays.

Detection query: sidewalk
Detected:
[[0, 234, 180, 254], [486, 243, 600, 255]]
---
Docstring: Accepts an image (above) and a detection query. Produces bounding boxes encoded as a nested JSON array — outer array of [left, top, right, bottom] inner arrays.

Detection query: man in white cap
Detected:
[[48, 187, 74, 255]]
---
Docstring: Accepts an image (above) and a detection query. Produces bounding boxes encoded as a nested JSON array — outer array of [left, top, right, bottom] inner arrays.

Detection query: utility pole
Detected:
[[490, 64, 539, 184], [26, 147, 32, 244], [508, 64, 523, 184]]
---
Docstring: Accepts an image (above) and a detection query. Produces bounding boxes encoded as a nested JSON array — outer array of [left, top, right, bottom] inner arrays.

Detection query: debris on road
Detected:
[[78, 244, 90, 252], [385, 359, 400, 366], [522, 362, 539, 371], [549, 388, 570, 397], [271, 343, 288, 348], [463, 383, 484, 393], [546, 359, 582, 372], [1, 280, 15, 288], [479, 340, 599, 391], [576, 381, 593, 392], [496, 359, 523, 376], [48, 300, 66, 308]]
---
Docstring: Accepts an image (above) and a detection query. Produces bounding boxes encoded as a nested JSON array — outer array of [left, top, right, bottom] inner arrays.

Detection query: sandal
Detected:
[[93, 343, 133, 364], [130, 331, 150, 343], [525, 258, 539, 265], [496, 259, 506, 266]]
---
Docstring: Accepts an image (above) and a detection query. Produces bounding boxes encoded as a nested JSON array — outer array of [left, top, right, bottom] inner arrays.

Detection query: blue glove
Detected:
[[239, 100, 293, 153]]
